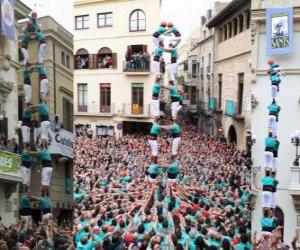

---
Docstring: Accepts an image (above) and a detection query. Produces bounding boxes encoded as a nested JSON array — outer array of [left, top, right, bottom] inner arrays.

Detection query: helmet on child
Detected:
[[31, 11, 37, 17], [267, 59, 274, 65]]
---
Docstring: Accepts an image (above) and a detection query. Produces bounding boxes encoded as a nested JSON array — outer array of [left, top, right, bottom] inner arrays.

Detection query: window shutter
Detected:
[[112, 53, 117, 69], [88, 54, 93, 69]]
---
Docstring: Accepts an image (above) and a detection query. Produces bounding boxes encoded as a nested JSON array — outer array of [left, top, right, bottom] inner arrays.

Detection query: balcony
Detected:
[[75, 104, 115, 117], [121, 104, 151, 118], [225, 100, 244, 121], [123, 61, 151, 75]]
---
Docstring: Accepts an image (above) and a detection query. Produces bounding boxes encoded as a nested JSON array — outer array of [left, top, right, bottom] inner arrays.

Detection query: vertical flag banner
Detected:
[[0, 0, 16, 41], [266, 6, 293, 55]]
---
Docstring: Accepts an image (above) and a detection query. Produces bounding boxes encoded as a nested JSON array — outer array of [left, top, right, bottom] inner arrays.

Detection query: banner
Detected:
[[266, 6, 294, 55], [48, 129, 74, 158], [0, 0, 15, 41], [0, 151, 20, 174]]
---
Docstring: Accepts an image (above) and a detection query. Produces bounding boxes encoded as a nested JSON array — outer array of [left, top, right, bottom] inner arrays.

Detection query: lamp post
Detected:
[[291, 130, 300, 166]]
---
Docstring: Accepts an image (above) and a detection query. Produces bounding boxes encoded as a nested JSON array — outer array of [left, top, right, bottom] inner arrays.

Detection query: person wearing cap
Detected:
[[261, 170, 274, 210], [168, 43, 179, 81], [32, 65, 49, 104], [20, 144, 34, 192], [166, 22, 182, 47], [267, 100, 281, 137], [152, 21, 167, 48], [264, 132, 276, 169], [23, 66, 33, 105], [21, 106, 32, 149], [151, 75, 163, 118]]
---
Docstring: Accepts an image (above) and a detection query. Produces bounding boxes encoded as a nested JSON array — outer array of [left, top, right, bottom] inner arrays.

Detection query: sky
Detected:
[[20, 0, 220, 41]]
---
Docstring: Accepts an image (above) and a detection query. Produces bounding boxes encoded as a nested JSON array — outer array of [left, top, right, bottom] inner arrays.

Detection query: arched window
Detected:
[[97, 47, 113, 69], [75, 48, 89, 69], [129, 9, 146, 32]]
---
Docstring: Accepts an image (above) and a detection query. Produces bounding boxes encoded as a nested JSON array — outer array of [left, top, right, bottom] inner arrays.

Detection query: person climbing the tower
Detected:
[[165, 22, 182, 47], [21, 105, 32, 149], [264, 132, 276, 170], [32, 64, 49, 104], [23, 66, 33, 105], [166, 162, 180, 192], [168, 81, 181, 121], [267, 99, 281, 137], [20, 144, 34, 193], [147, 164, 161, 184], [152, 42, 173, 75], [165, 120, 181, 161], [151, 74, 163, 118], [168, 43, 179, 81], [272, 137, 280, 175], [149, 118, 162, 165], [20, 191, 34, 230], [261, 169, 274, 210], [152, 21, 167, 48], [31, 103, 50, 149], [30, 190, 53, 222]]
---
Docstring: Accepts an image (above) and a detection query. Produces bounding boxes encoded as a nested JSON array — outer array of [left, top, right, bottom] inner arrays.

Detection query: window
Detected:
[[62, 98, 73, 131], [233, 18, 238, 36], [66, 55, 70, 68], [237, 73, 244, 114], [207, 53, 211, 73], [78, 83, 88, 112], [97, 47, 113, 69], [129, 9, 146, 31], [100, 83, 111, 113], [98, 12, 113, 27], [61, 51, 66, 66], [75, 48, 89, 69], [75, 15, 89, 30], [218, 74, 222, 110], [239, 14, 244, 33], [132, 83, 144, 114]]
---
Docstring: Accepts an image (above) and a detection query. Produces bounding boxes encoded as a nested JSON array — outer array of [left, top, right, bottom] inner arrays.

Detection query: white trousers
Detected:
[[153, 36, 164, 48], [41, 121, 50, 140], [41, 167, 53, 186], [21, 125, 31, 143], [171, 101, 179, 120], [170, 37, 182, 47], [20, 166, 31, 186], [169, 63, 177, 81], [20, 216, 32, 230], [42, 213, 53, 221], [24, 84, 32, 104], [152, 61, 160, 74], [39, 43, 48, 64], [268, 115, 277, 136], [172, 137, 181, 156], [40, 78, 49, 97], [149, 139, 158, 156], [262, 191, 272, 208], [272, 192, 276, 209], [271, 85, 278, 98], [264, 151, 274, 168], [273, 157, 278, 172], [21, 48, 29, 65], [151, 99, 160, 117]]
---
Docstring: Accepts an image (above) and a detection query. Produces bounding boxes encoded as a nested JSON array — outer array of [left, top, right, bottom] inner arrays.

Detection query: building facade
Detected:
[[251, 0, 300, 245], [17, 16, 74, 222], [0, 0, 31, 227], [73, 0, 163, 137], [207, 0, 252, 150]]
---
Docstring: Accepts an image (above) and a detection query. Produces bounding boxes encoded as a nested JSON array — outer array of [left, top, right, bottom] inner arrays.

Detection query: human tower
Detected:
[[260, 59, 285, 234], [147, 21, 183, 192], [17, 12, 53, 230]]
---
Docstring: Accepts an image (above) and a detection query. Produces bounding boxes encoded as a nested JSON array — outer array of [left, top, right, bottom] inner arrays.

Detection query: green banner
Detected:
[[0, 151, 20, 174]]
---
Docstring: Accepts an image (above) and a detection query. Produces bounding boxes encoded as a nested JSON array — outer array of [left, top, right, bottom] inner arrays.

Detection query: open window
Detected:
[[75, 48, 89, 69], [124, 45, 149, 71]]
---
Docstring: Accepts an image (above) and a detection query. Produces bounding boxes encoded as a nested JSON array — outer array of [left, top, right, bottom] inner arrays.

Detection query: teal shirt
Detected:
[[271, 75, 280, 82], [170, 49, 178, 58], [148, 165, 161, 175], [152, 83, 162, 95], [154, 48, 165, 57], [21, 151, 33, 164], [76, 240, 93, 250], [171, 26, 180, 34], [38, 104, 49, 117], [39, 197, 52, 210], [23, 68, 31, 79], [171, 123, 181, 135], [155, 26, 167, 35], [20, 195, 32, 209], [22, 109, 32, 120], [38, 150, 52, 161], [234, 242, 251, 250], [150, 124, 161, 135], [169, 86, 179, 97], [261, 217, 275, 228], [168, 163, 180, 174], [265, 136, 276, 148], [268, 104, 280, 113], [262, 176, 274, 186], [34, 65, 47, 76]]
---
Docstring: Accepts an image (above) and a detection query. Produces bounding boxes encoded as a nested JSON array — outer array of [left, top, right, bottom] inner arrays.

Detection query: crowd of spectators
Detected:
[[125, 51, 151, 71], [73, 122, 252, 249]]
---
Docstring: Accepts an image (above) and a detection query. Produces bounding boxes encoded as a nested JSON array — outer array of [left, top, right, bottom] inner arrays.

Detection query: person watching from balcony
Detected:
[[50, 114, 64, 133]]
